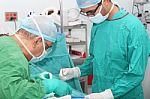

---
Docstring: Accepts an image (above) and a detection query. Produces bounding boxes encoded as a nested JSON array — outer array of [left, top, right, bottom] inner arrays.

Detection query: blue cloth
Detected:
[[29, 33, 82, 92]]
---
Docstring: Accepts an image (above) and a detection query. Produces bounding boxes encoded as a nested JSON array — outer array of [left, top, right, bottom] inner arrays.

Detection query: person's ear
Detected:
[[32, 37, 42, 48]]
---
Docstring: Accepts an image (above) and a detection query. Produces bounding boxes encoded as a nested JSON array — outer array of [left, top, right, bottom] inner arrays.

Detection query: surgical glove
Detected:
[[59, 67, 81, 81], [42, 79, 72, 97], [49, 95, 71, 99], [85, 89, 114, 99], [39, 72, 53, 79]]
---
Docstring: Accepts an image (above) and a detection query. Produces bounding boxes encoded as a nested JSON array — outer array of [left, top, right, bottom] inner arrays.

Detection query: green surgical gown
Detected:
[[78, 9, 149, 99], [0, 36, 45, 99]]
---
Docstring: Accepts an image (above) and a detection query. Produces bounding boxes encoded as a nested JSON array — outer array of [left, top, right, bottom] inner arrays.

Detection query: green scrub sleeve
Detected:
[[0, 36, 45, 99]]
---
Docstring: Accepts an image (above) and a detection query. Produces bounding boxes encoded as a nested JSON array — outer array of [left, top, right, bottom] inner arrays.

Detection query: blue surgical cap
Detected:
[[18, 15, 60, 42], [76, 0, 101, 8]]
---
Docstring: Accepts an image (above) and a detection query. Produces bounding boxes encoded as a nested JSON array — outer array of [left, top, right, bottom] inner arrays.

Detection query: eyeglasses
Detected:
[[80, 3, 101, 17], [45, 43, 52, 50]]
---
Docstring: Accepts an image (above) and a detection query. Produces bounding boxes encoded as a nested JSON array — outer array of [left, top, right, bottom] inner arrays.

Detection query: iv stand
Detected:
[[59, 0, 64, 33]]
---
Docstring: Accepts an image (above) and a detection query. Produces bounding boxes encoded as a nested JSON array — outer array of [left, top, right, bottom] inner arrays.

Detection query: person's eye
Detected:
[[86, 10, 96, 15]]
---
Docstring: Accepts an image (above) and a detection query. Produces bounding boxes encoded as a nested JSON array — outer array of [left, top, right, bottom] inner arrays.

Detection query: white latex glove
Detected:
[[48, 95, 71, 99], [85, 89, 114, 99], [59, 67, 81, 80]]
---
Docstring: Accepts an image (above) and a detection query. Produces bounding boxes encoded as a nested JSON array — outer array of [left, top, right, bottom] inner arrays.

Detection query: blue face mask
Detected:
[[30, 47, 53, 63], [29, 51, 48, 63], [89, 3, 114, 24]]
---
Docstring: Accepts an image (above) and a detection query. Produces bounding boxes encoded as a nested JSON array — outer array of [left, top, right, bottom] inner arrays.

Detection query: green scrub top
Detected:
[[0, 36, 45, 99], [78, 9, 149, 99]]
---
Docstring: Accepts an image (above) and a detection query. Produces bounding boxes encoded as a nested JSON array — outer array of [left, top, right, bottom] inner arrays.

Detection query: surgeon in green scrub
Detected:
[[0, 16, 72, 99], [59, 0, 149, 99]]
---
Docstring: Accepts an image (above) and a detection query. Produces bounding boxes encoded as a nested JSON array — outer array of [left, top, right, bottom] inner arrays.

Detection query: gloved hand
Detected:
[[85, 89, 114, 99], [59, 67, 81, 81], [49, 95, 71, 99], [39, 72, 53, 79], [42, 79, 72, 97]]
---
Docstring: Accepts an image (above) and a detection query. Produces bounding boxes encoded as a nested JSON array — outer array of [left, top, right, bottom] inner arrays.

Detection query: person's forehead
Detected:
[[81, 4, 98, 12]]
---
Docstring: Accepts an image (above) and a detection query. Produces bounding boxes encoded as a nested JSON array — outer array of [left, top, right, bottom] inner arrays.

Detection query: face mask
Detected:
[[89, 1, 115, 24], [30, 51, 48, 63], [15, 16, 47, 62], [30, 45, 53, 63]]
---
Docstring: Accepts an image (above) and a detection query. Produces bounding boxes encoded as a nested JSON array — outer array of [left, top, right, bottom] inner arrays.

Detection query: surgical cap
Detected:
[[76, 0, 101, 8], [18, 15, 59, 42]]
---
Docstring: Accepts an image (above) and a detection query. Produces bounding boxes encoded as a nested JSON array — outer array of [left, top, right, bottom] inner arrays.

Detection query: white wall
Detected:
[[143, 58, 150, 99], [144, 3, 150, 34], [0, 0, 78, 33], [0, 0, 140, 36], [118, 0, 134, 12], [0, 0, 149, 32]]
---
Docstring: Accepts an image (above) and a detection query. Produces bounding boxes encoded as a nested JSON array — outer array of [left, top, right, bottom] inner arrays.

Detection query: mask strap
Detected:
[[15, 16, 47, 60], [106, 3, 114, 16], [99, 0, 114, 16], [99, 0, 104, 13], [30, 16, 46, 59], [14, 34, 35, 58]]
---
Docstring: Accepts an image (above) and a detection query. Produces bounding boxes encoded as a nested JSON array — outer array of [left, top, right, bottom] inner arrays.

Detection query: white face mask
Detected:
[[89, 1, 115, 24], [30, 47, 53, 63], [30, 51, 48, 63], [15, 16, 48, 62]]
